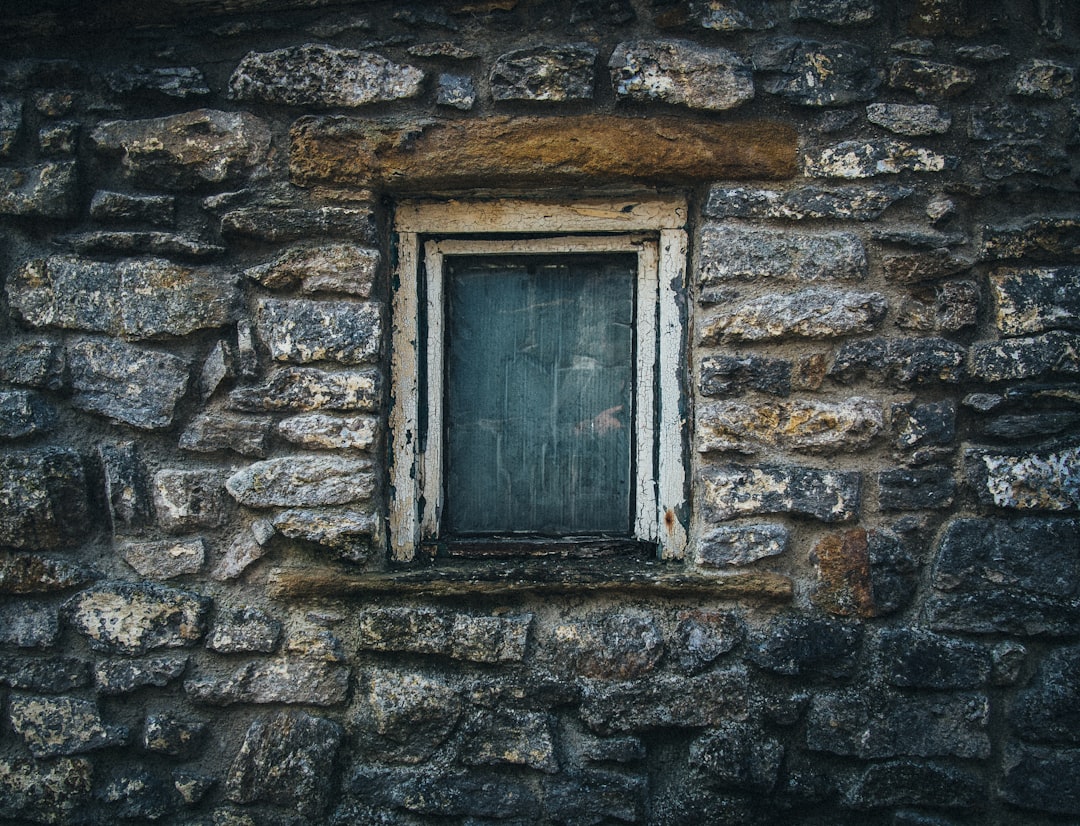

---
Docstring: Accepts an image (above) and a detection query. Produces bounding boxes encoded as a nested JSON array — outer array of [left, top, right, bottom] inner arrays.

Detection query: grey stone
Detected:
[[68, 338, 189, 429], [790, 0, 877, 24], [966, 444, 1080, 511], [0, 448, 88, 551], [225, 711, 343, 819], [37, 122, 78, 156], [609, 39, 753, 111], [437, 73, 475, 109], [122, 538, 206, 580], [0, 600, 60, 648], [701, 288, 886, 342], [256, 298, 380, 364], [463, 711, 558, 772], [229, 44, 424, 107], [103, 65, 210, 98], [972, 332, 1080, 381], [61, 230, 225, 259], [0, 96, 21, 156], [206, 608, 282, 654], [272, 508, 377, 560], [957, 44, 1010, 61], [806, 691, 990, 758], [361, 669, 463, 763], [9, 255, 237, 339], [95, 768, 182, 821], [703, 184, 912, 221], [980, 412, 1080, 441], [244, 243, 378, 296], [698, 226, 866, 284], [278, 413, 377, 450], [0, 339, 65, 390], [0, 655, 89, 692], [91, 109, 272, 190], [548, 613, 663, 680], [881, 250, 970, 284], [95, 656, 188, 694], [702, 462, 861, 522], [889, 58, 976, 97], [211, 528, 270, 581], [866, 103, 951, 135], [1001, 743, 1080, 815], [0, 758, 92, 824], [1010, 645, 1080, 744], [153, 469, 228, 532], [755, 38, 881, 106], [0, 162, 77, 218], [99, 442, 153, 532], [408, 42, 475, 60], [698, 354, 792, 398], [573, 0, 635, 24], [876, 628, 990, 688], [805, 139, 956, 177], [991, 266, 1080, 336], [578, 734, 645, 763], [697, 397, 883, 454], [749, 615, 861, 678], [544, 772, 645, 824], [981, 141, 1069, 180], [982, 216, 1080, 262], [936, 279, 979, 331], [843, 761, 983, 809], [830, 337, 967, 384], [697, 524, 788, 567], [1011, 58, 1075, 99], [9, 695, 128, 758], [0, 551, 97, 595], [358, 607, 532, 663], [690, 722, 784, 792], [580, 667, 749, 734], [491, 44, 597, 102], [67, 582, 210, 655], [198, 340, 232, 401], [185, 658, 350, 706], [672, 609, 745, 674], [342, 766, 540, 820], [226, 455, 375, 508], [143, 714, 206, 758], [90, 190, 175, 226], [179, 411, 273, 457], [893, 400, 956, 450], [229, 367, 380, 412], [0, 389, 55, 439], [221, 205, 378, 243], [878, 467, 955, 510]]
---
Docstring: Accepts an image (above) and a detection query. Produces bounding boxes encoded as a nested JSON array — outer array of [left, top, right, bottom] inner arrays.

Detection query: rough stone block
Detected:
[[0, 389, 56, 439], [492, 44, 597, 101], [790, 0, 877, 24], [806, 691, 990, 758], [0, 600, 60, 648], [971, 331, 1080, 381], [255, 298, 380, 364], [755, 38, 881, 106], [68, 338, 189, 429], [703, 183, 912, 221], [206, 608, 282, 654], [888, 58, 975, 97], [90, 190, 175, 226], [698, 354, 792, 398], [0, 339, 65, 390], [1010, 645, 1080, 744], [221, 205, 378, 242], [244, 243, 378, 296], [277, 413, 377, 450], [99, 442, 153, 532], [0, 758, 92, 824], [0, 448, 88, 551], [893, 399, 956, 450], [225, 711, 343, 819], [697, 397, 883, 454], [121, 538, 206, 580], [361, 669, 462, 763], [843, 761, 984, 809], [547, 613, 663, 680], [226, 455, 375, 508], [830, 336, 967, 383], [701, 288, 887, 342], [94, 656, 188, 694], [271, 508, 376, 560], [866, 102, 951, 135], [436, 72, 475, 109], [876, 628, 990, 689], [609, 39, 753, 110], [343, 766, 540, 820], [179, 411, 273, 457], [991, 266, 1080, 336], [1001, 743, 1080, 815], [143, 714, 206, 758], [229, 367, 380, 412], [805, 139, 956, 177], [696, 524, 788, 567], [9, 695, 128, 758], [878, 467, 955, 510], [981, 141, 1068, 180], [749, 615, 861, 678], [0, 162, 77, 218], [153, 469, 228, 532], [0, 655, 89, 692], [701, 463, 861, 522], [357, 607, 532, 663], [185, 658, 350, 706], [699, 226, 866, 284], [0, 96, 22, 156], [0, 551, 97, 595], [689, 722, 783, 792], [881, 249, 970, 284], [91, 109, 271, 190], [463, 710, 558, 772], [982, 217, 1080, 262], [103, 65, 209, 98], [970, 104, 1053, 142], [67, 582, 210, 655], [1011, 58, 1075, 99], [672, 609, 744, 674], [966, 444, 1080, 511]]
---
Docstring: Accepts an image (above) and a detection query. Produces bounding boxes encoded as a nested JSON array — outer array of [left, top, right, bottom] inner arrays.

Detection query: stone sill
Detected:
[[267, 560, 793, 602]]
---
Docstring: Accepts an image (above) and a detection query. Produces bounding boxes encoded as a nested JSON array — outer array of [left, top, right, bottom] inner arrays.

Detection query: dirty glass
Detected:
[[443, 254, 636, 536]]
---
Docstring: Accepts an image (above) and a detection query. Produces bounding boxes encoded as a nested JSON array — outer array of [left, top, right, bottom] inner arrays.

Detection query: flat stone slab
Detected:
[[290, 115, 797, 190]]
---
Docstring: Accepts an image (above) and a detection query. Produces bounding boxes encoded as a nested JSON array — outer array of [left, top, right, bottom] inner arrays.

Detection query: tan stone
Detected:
[[290, 115, 797, 190]]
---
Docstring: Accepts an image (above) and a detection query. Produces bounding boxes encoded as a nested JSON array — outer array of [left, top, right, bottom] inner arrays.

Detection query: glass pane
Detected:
[[444, 254, 635, 536]]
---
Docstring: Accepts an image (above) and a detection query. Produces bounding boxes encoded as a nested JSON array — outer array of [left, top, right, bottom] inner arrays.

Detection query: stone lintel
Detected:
[[290, 115, 798, 190], [267, 562, 794, 602]]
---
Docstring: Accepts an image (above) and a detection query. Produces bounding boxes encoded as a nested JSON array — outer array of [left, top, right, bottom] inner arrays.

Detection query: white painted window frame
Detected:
[[390, 197, 688, 562]]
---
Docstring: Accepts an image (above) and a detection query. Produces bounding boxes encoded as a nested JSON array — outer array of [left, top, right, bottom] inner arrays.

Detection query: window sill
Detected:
[[267, 559, 793, 602]]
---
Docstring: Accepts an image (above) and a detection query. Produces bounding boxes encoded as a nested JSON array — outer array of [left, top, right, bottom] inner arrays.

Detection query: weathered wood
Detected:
[[267, 562, 795, 601]]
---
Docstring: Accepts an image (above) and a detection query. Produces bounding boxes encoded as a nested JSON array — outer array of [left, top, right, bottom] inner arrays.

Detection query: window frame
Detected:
[[390, 198, 688, 563]]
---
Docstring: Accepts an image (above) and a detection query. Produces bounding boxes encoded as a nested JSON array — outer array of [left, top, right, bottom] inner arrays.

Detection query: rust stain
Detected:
[[810, 528, 876, 618], [664, 509, 676, 533]]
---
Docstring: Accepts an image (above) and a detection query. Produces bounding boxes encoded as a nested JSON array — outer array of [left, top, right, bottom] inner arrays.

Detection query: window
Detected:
[[390, 198, 688, 562]]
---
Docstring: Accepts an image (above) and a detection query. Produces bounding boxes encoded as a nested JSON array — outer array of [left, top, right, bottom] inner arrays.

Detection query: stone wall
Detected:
[[1, 0, 1079, 823]]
